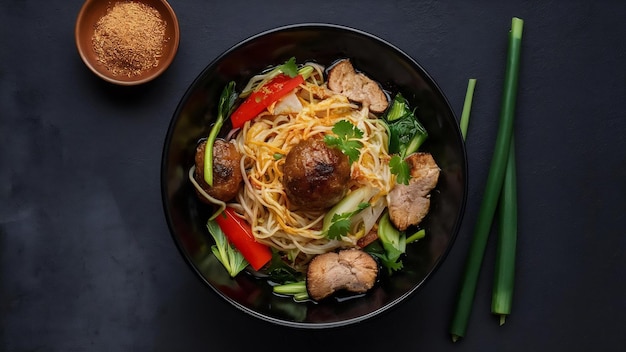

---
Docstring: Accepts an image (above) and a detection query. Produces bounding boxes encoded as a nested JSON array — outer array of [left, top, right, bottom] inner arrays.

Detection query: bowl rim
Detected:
[[161, 22, 468, 328], [74, 0, 180, 86]]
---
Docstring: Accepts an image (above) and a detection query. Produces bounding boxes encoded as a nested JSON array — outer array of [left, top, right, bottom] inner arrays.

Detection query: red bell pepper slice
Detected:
[[230, 73, 304, 129], [214, 207, 272, 271]]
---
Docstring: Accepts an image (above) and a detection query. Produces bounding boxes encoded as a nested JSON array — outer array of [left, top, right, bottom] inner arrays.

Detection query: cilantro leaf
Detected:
[[324, 120, 364, 164], [371, 252, 404, 274], [364, 241, 404, 275], [325, 202, 370, 240], [279, 57, 298, 78], [327, 216, 351, 240], [333, 119, 364, 139], [390, 155, 410, 185]]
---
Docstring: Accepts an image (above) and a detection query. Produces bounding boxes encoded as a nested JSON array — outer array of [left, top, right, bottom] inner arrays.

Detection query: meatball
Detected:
[[282, 138, 351, 210], [194, 139, 243, 202]]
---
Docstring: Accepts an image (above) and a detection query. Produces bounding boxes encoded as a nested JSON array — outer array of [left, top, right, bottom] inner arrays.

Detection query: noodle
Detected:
[[189, 63, 400, 269], [231, 85, 395, 264]]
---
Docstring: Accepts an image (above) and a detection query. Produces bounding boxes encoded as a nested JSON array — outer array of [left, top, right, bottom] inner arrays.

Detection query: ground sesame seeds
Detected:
[[92, 1, 167, 77]]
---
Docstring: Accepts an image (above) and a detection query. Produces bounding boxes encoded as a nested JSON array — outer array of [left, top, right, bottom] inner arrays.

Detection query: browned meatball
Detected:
[[282, 138, 351, 210], [194, 139, 243, 202]]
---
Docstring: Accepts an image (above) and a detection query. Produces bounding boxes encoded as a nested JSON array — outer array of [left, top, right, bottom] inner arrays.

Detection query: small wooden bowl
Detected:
[[75, 0, 180, 86]]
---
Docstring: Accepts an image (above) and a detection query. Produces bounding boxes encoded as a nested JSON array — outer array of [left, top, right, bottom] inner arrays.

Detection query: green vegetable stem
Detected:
[[383, 93, 428, 159], [384, 93, 429, 185], [460, 79, 477, 140], [321, 186, 374, 238], [491, 138, 517, 325], [203, 82, 237, 186], [450, 17, 523, 342], [273, 281, 309, 301], [375, 211, 406, 273]]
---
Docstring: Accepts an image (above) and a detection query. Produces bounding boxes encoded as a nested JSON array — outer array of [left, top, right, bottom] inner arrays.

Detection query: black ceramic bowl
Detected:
[[161, 23, 467, 328]]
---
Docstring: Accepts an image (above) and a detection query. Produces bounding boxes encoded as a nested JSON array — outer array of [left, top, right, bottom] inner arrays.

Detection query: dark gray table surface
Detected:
[[2, 0, 625, 351]]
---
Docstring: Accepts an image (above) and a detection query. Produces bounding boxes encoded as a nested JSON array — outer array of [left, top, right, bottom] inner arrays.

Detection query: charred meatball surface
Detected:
[[194, 139, 243, 202], [282, 138, 351, 210]]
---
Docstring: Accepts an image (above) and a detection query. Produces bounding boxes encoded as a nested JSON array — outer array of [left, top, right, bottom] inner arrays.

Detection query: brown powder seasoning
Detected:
[[92, 1, 167, 77]]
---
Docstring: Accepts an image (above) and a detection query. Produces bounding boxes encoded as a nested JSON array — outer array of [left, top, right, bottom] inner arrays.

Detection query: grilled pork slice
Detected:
[[300, 83, 334, 100], [327, 59, 389, 113], [357, 227, 379, 248], [306, 249, 379, 301], [387, 152, 440, 231]]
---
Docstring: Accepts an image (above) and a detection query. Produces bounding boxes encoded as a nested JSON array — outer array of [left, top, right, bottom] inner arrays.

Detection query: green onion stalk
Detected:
[[450, 17, 524, 342], [491, 137, 517, 325], [273, 281, 309, 301], [460, 79, 477, 140], [204, 82, 237, 186]]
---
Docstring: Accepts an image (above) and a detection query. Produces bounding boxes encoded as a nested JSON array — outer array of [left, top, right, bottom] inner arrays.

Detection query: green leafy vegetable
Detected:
[[366, 215, 424, 273], [389, 155, 410, 185], [279, 57, 299, 78], [375, 211, 407, 274], [364, 238, 404, 274], [324, 120, 364, 164], [326, 202, 370, 240], [266, 249, 303, 284], [383, 93, 428, 159], [206, 218, 248, 277], [384, 92, 412, 122], [321, 186, 374, 236], [204, 82, 237, 186]]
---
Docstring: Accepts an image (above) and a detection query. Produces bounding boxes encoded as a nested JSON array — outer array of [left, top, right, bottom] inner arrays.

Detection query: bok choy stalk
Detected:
[[406, 229, 426, 244], [204, 82, 237, 186], [321, 186, 376, 239], [383, 93, 428, 159], [373, 210, 406, 274]]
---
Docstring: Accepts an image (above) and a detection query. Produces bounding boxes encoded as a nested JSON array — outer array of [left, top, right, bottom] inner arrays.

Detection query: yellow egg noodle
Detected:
[[222, 81, 396, 267]]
